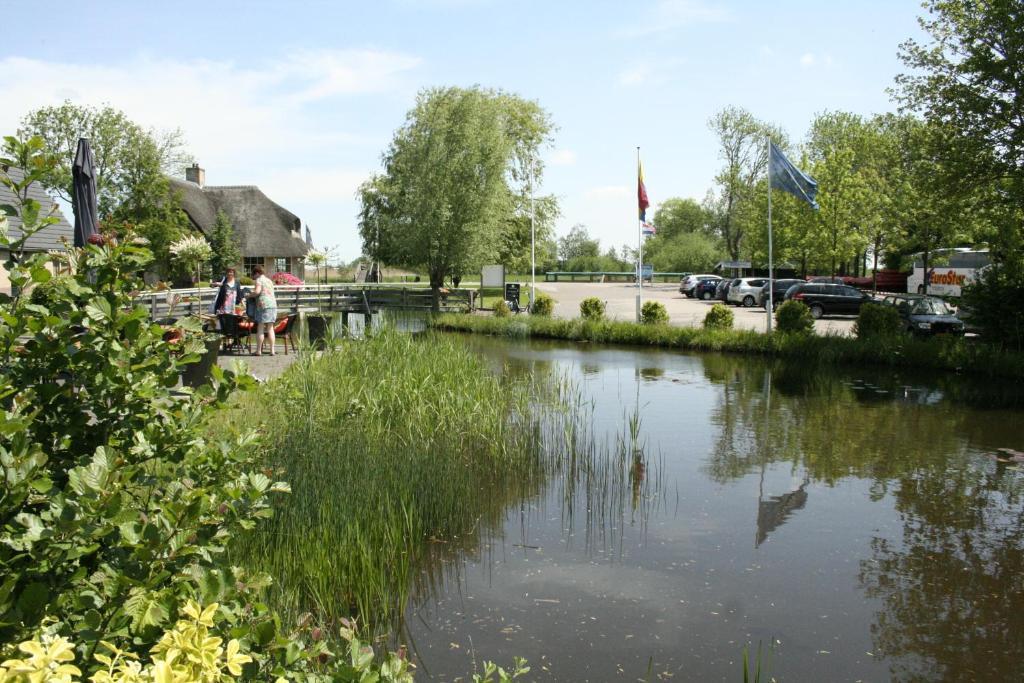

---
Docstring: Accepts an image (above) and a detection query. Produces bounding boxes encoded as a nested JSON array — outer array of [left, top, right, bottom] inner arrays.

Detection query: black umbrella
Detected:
[[72, 138, 99, 247]]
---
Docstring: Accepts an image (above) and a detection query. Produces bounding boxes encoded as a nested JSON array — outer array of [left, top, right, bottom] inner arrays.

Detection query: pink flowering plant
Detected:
[[270, 271, 303, 286]]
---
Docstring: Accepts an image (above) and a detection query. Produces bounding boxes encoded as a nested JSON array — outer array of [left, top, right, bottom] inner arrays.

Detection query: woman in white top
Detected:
[[246, 265, 278, 355]]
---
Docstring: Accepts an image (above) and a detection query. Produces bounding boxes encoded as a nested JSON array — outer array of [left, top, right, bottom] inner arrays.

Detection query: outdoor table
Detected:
[[218, 313, 254, 354]]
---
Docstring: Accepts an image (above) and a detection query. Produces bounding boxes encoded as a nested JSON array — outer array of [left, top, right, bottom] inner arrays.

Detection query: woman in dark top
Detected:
[[213, 267, 242, 314]]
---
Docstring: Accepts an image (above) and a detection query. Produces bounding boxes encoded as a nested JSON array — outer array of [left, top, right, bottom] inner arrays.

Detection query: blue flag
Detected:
[[769, 141, 818, 209]]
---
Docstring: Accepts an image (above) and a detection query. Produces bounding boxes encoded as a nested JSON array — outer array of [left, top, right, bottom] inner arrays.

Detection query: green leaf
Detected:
[[16, 582, 49, 621], [30, 266, 51, 284]]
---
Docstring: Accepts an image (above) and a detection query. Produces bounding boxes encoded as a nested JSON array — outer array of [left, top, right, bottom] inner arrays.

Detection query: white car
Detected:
[[679, 274, 721, 297], [727, 278, 769, 307]]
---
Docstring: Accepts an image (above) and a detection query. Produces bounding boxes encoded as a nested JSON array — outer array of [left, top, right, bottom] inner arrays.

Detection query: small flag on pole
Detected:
[[641, 221, 656, 236], [768, 142, 819, 209], [638, 161, 650, 222]]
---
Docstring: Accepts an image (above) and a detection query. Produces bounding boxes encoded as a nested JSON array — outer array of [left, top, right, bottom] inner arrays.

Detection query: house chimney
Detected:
[[185, 163, 205, 188]]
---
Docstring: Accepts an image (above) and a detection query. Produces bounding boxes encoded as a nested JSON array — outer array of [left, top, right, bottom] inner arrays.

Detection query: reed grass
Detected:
[[430, 314, 1024, 380], [227, 329, 555, 629], [221, 326, 665, 639]]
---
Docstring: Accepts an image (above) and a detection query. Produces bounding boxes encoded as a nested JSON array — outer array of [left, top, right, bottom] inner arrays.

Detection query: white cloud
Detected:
[[260, 167, 368, 203], [622, 0, 730, 38], [0, 49, 421, 260], [0, 49, 420, 165], [584, 185, 629, 199], [618, 63, 655, 86], [799, 52, 816, 68], [549, 148, 577, 166]]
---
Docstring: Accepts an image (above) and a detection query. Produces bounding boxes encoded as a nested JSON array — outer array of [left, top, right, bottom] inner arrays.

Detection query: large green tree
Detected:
[[708, 106, 786, 260], [19, 101, 191, 220], [557, 223, 600, 264], [651, 197, 710, 240], [208, 210, 242, 278], [358, 87, 555, 301]]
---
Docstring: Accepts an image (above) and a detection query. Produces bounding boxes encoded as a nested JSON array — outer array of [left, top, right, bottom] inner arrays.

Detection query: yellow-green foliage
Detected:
[[703, 303, 734, 330], [0, 600, 423, 683], [494, 300, 511, 317], [775, 300, 815, 335], [0, 601, 256, 683], [531, 292, 554, 316], [579, 297, 605, 321], [640, 301, 669, 325]]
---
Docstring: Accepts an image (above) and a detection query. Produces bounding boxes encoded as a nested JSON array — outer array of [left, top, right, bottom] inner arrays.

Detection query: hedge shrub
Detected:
[[580, 297, 606, 321], [775, 299, 814, 335], [640, 301, 669, 325], [494, 300, 511, 317], [854, 302, 903, 339], [703, 303, 734, 330], [531, 292, 555, 316]]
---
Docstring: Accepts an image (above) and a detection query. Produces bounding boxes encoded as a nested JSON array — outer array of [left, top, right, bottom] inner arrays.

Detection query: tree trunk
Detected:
[[872, 236, 880, 294], [430, 268, 445, 312]]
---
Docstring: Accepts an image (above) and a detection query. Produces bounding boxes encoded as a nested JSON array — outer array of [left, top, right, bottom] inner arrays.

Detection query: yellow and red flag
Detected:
[[638, 161, 650, 222]]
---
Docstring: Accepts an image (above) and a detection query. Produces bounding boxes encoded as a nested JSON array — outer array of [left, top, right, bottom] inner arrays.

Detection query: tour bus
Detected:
[[906, 248, 989, 298]]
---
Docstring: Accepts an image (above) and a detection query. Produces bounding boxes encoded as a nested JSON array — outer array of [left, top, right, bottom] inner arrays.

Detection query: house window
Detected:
[[274, 257, 290, 274], [243, 257, 261, 277]]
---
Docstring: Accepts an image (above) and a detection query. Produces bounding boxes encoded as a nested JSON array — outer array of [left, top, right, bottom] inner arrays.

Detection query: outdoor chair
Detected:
[[273, 313, 299, 355], [218, 313, 252, 354]]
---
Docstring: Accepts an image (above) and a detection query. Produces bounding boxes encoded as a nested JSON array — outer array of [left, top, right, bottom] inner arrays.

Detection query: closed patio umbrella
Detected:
[[72, 138, 99, 247]]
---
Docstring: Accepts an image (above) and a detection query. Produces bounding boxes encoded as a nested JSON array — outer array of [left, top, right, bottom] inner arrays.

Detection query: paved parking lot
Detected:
[[535, 281, 857, 336]]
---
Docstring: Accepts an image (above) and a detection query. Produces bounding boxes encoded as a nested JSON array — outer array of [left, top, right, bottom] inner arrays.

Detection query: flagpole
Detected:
[[636, 146, 642, 323], [530, 164, 536, 309], [766, 136, 774, 333]]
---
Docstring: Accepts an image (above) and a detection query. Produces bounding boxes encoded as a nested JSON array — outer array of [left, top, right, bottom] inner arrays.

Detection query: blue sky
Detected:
[[1, 0, 925, 261]]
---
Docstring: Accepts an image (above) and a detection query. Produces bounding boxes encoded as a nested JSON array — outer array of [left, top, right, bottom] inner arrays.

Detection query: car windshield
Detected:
[[912, 298, 952, 315]]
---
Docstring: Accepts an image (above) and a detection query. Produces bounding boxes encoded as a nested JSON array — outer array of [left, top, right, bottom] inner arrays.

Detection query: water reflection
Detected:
[[403, 336, 1024, 681]]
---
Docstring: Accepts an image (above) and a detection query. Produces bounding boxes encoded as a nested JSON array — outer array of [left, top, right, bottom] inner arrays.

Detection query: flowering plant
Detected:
[[270, 271, 302, 286], [169, 235, 212, 283]]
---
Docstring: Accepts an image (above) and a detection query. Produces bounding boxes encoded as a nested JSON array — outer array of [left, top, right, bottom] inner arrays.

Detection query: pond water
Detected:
[[401, 336, 1024, 681]]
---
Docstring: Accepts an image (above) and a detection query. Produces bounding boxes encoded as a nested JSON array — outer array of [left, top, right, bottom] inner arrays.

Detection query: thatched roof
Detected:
[[169, 178, 308, 258], [0, 168, 73, 252]]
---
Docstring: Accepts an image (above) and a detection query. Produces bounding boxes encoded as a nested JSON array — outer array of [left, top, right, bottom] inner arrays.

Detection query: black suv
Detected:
[[880, 294, 965, 337], [784, 283, 872, 319]]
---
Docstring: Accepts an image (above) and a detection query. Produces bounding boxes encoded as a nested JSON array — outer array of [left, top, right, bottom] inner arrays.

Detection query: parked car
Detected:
[[727, 278, 768, 307], [807, 275, 853, 285], [680, 274, 721, 297], [784, 283, 872, 319], [715, 278, 733, 303], [693, 278, 721, 300], [758, 279, 804, 309], [879, 294, 965, 337]]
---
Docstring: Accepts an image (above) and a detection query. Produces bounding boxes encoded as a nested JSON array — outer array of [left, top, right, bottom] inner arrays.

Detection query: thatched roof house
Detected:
[[0, 167, 73, 293], [170, 164, 307, 277]]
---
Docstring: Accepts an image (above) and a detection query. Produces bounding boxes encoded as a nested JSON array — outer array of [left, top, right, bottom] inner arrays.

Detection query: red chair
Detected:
[[273, 314, 299, 354]]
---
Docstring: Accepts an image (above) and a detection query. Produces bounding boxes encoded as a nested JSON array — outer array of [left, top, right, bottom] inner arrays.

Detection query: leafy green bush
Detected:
[[703, 303, 734, 330], [494, 300, 511, 317], [640, 301, 669, 325], [580, 296, 605, 321], [854, 302, 904, 339], [962, 264, 1024, 351], [0, 136, 340, 680], [531, 292, 554, 316], [775, 299, 814, 335]]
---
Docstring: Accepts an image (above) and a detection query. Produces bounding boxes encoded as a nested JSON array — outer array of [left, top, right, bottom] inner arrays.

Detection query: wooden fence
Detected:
[[136, 284, 475, 320]]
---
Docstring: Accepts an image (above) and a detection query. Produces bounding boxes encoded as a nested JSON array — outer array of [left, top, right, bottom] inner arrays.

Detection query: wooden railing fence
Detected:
[[136, 284, 475, 319]]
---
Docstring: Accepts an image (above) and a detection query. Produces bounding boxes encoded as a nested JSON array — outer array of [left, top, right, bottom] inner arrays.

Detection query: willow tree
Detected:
[[359, 87, 554, 304]]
